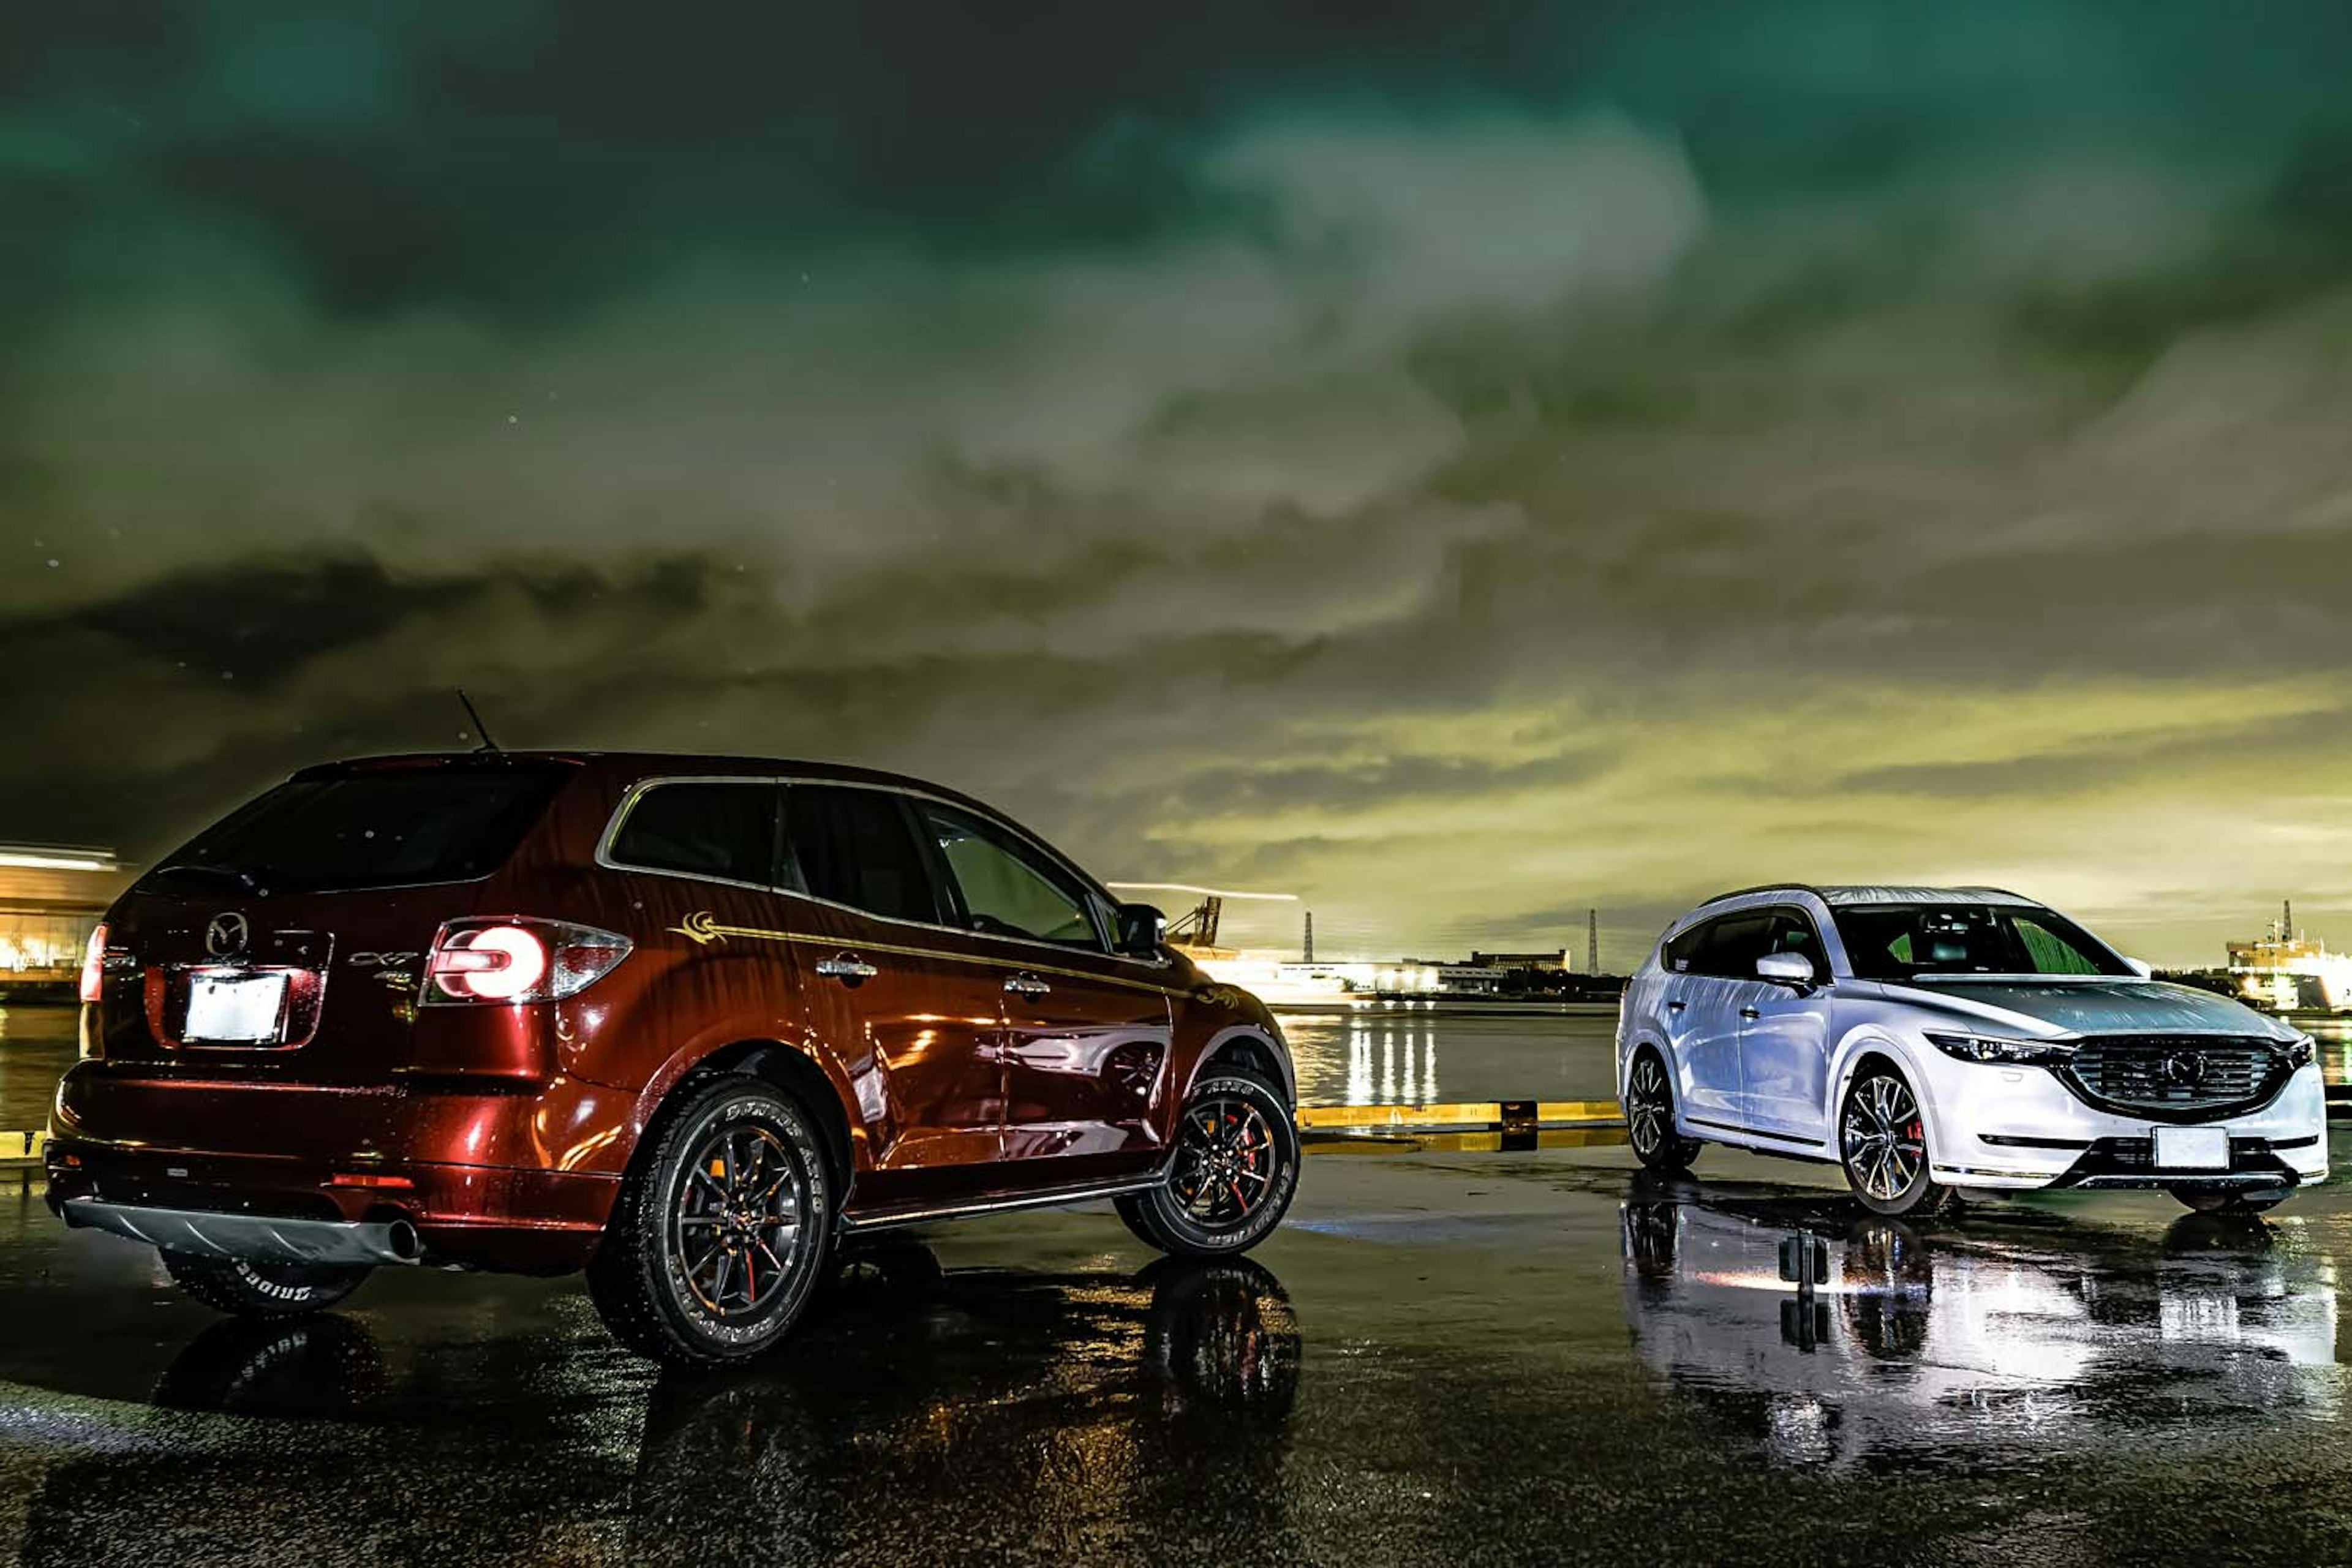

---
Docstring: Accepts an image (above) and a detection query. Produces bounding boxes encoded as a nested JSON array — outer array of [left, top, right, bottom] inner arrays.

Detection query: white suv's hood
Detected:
[[1874, 977, 2296, 1041]]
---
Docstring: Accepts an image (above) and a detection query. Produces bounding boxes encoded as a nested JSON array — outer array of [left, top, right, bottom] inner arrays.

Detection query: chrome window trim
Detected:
[[594, 773, 1175, 973]]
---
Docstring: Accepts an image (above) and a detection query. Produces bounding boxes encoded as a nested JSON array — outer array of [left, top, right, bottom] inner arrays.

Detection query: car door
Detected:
[[1736, 907, 1836, 1144], [914, 798, 1174, 1188], [782, 783, 1009, 1210], [1661, 913, 1758, 1123]]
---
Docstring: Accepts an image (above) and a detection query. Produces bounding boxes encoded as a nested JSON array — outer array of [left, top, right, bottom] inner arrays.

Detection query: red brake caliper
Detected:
[[1229, 1111, 1250, 1211]]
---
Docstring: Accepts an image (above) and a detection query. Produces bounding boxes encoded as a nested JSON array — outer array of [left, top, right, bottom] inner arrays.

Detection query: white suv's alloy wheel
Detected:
[[1841, 1071, 1926, 1203]]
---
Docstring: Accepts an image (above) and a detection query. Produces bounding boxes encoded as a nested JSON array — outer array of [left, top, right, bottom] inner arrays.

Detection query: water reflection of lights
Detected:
[[1623, 1187, 2342, 1467], [1341, 1020, 1438, 1107]]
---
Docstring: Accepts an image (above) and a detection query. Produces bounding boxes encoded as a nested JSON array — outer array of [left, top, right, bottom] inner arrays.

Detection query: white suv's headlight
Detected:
[[2283, 1033, 2316, 1069], [1926, 1031, 2076, 1067]]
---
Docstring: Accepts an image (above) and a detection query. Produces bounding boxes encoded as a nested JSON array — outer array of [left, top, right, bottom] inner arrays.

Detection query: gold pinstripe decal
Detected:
[[668, 910, 1232, 1003]]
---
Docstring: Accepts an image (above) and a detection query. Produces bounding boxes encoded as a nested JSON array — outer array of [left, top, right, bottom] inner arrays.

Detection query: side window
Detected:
[[783, 786, 943, 924], [1665, 917, 1717, 974], [1692, 913, 1773, 979], [607, 782, 777, 886], [921, 803, 1102, 949], [1765, 909, 1824, 971]]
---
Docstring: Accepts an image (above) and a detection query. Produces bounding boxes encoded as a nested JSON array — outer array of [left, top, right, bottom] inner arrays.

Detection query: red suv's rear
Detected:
[[48, 752, 1299, 1365], [51, 755, 639, 1272]]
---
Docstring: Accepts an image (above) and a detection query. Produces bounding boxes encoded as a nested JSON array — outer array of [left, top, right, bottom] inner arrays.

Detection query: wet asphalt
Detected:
[[7, 1128, 2352, 1567]]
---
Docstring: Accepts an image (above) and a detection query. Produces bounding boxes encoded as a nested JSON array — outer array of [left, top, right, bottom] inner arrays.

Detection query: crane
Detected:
[[1104, 882, 1298, 957]]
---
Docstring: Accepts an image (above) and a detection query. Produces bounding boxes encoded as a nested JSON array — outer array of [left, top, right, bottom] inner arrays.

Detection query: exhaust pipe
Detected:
[[62, 1198, 426, 1267]]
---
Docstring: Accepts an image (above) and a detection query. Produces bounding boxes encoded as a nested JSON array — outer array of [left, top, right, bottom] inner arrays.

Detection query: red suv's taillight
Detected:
[[423, 917, 631, 1005], [78, 922, 107, 1004]]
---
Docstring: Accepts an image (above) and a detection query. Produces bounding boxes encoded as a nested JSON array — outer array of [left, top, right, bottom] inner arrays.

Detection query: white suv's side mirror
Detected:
[[2122, 956, 2154, 979], [1756, 951, 1815, 986]]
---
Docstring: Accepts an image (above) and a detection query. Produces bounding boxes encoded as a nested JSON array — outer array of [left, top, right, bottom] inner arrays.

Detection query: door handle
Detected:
[[1667, 1000, 1686, 1014], [1003, 973, 1052, 998], [816, 954, 879, 981], [1739, 1007, 1760, 1020]]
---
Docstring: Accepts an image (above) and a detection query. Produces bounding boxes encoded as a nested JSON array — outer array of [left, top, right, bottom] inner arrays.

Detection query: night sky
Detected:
[[8, 3, 2352, 965]]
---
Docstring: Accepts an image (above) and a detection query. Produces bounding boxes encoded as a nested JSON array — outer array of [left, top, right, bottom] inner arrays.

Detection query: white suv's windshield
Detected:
[[1833, 903, 2131, 981]]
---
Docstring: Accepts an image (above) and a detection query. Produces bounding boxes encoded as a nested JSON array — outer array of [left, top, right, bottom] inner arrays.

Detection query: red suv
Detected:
[[48, 753, 1300, 1365]]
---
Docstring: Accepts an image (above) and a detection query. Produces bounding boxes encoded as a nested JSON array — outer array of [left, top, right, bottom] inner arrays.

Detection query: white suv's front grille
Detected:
[[2062, 1036, 2282, 1117]]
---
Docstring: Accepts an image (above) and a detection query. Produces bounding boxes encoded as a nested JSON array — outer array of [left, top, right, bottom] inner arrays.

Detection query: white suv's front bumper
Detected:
[[1918, 1053, 2328, 1194]]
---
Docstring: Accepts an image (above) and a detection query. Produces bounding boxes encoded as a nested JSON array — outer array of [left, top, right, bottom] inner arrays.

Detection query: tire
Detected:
[[1837, 1061, 1953, 1218], [2171, 1186, 2286, 1216], [1623, 1048, 1702, 1173], [586, 1073, 837, 1369], [160, 1250, 371, 1318], [1116, 1068, 1298, 1259]]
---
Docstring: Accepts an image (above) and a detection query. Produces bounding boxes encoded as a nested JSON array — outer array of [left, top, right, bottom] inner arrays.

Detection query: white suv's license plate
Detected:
[[184, 971, 289, 1044], [2154, 1125, 2230, 1171]]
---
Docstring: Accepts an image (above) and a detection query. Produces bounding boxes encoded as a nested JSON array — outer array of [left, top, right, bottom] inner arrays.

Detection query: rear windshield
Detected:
[[140, 764, 571, 895], [1833, 902, 2132, 981]]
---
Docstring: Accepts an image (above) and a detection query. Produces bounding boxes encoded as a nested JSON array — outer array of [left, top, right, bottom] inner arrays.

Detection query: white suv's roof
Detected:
[[1698, 883, 2036, 910], [1816, 884, 2034, 907]]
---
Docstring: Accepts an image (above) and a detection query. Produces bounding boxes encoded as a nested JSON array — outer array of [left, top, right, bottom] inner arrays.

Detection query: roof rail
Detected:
[[1693, 883, 1826, 908]]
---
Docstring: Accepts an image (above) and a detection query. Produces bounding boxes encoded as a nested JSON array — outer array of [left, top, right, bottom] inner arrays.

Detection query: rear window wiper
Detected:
[[145, 862, 261, 892]]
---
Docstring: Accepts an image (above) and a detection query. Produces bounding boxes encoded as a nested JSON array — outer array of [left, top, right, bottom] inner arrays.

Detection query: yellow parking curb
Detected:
[[1296, 1099, 1623, 1131], [1304, 1126, 1629, 1156]]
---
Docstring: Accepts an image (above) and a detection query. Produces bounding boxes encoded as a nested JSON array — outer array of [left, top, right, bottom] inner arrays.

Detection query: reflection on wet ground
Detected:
[[10, 1133, 2352, 1563], [92, 1247, 1303, 1567], [13, 1000, 2352, 1561], [1623, 1177, 2340, 1469]]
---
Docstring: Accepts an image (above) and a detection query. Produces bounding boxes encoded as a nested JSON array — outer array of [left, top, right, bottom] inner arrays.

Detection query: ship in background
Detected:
[[2227, 900, 2352, 1013]]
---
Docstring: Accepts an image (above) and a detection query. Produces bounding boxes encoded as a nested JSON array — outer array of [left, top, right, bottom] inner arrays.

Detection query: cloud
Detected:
[[10, 6, 2352, 964]]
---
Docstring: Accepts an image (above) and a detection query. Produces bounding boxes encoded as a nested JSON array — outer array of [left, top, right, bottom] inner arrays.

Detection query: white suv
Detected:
[[1616, 885, 2327, 1216]]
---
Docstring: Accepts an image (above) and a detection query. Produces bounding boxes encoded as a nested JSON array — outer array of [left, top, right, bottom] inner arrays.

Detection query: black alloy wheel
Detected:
[[588, 1074, 835, 1368], [1117, 1069, 1299, 1258]]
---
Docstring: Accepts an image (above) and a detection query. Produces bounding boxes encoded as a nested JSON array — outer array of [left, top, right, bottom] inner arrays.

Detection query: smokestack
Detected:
[[1586, 908, 1600, 975], [1303, 909, 1314, 963], [2286, 898, 2294, 943]]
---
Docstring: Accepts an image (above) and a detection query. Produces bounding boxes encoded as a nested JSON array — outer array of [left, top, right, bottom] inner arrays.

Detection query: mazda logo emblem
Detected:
[[2155, 1051, 2205, 1088], [205, 912, 250, 958]]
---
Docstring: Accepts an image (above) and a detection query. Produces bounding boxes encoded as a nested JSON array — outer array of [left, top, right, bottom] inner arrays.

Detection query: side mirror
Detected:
[[2122, 957, 2154, 980], [1115, 902, 1167, 958], [1756, 952, 1815, 987]]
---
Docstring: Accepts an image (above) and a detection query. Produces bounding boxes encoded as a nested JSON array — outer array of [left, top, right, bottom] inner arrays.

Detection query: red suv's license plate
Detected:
[[183, 970, 290, 1044]]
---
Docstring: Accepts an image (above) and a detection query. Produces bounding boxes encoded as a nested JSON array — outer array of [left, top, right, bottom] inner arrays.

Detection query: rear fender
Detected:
[[622, 1020, 864, 1174]]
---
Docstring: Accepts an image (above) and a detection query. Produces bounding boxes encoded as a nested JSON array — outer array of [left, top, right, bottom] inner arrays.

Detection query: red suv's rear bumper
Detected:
[[46, 1063, 638, 1273]]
